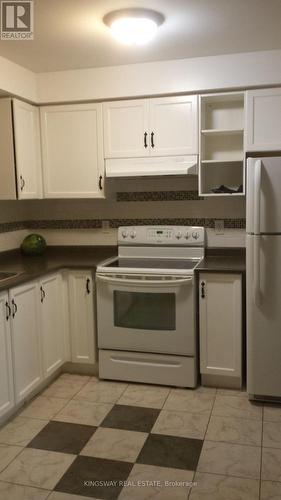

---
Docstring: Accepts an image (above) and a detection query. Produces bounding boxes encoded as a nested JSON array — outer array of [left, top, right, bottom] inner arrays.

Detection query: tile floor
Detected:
[[0, 374, 280, 499]]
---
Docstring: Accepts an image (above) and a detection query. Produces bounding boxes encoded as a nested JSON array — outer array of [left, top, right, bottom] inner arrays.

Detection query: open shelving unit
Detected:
[[199, 92, 245, 196]]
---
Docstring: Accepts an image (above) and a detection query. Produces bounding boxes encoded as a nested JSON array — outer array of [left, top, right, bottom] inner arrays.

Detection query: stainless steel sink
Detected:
[[0, 272, 20, 281]]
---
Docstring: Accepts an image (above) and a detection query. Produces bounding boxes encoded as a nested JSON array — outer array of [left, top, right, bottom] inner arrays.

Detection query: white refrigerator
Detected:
[[247, 156, 281, 401]]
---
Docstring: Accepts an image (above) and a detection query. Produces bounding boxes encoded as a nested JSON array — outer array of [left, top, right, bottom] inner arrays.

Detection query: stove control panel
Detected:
[[118, 226, 205, 246]]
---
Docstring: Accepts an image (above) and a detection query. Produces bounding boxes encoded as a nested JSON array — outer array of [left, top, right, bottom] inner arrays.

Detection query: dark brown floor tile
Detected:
[[54, 455, 133, 499], [137, 434, 203, 471], [100, 405, 160, 433], [27, 420, 96, 454]]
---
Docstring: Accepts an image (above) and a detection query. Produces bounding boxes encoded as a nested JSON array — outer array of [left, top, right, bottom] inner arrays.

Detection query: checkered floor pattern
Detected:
[[0, 374, 280, 499]]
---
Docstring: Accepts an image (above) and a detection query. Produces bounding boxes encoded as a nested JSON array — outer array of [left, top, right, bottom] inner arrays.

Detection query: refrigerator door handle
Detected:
[[253, 235, 261, 306], [254, 159, 262, 235]]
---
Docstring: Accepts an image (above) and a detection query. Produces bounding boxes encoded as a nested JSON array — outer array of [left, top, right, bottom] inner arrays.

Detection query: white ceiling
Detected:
[[0, 0, 281, 73]]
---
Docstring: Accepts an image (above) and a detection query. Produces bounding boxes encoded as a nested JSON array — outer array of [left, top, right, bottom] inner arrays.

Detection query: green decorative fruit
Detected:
[[21, 234, 47, 256]]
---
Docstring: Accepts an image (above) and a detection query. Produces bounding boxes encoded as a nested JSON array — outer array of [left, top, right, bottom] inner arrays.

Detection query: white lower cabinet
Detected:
[[0, 269, 96, 420], [68, 271, 96, 364], [39, 273, 64, 377], [199, 272, 242, 388], [0, 292, 14, 417], [10, 281, 43, 403]]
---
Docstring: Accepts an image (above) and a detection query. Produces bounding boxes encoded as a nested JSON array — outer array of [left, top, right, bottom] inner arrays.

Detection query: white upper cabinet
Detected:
[[39, 273, 65, 377], [13, 99, 43, 199], [103, 96, 198, 159], [103, 99, 149, 158], [10, 281, 43, 403], [0, 292, 14, 417], [245, 88, 281, 151], [0, 100, 17, 200], [40, 103, 104, 198], [149, 96, 198, 156], [199, 92, 245, 197]]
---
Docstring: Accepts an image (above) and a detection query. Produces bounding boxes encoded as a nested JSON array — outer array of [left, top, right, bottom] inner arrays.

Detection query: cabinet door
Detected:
[[246, 88, 281, 151], [0, 292, 14, 417], [149, 96, 198, 156], [10, 282, 42, 403], [199, 273, 242, 380], [40, 103, 104, 198], [103, 99, 149, 158], [13, 99, 42, 199], [68, 271, 96, 364], [39, 274, 64, 377], [0, 99, 17, 200]]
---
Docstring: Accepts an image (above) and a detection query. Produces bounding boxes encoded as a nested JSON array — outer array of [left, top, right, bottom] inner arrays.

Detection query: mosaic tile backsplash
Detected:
[[0, 218, 246, 234], [116, 191, 203, 202]]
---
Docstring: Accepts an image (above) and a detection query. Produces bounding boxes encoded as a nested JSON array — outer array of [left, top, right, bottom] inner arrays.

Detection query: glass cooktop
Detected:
[[105, 258, 199, 271]]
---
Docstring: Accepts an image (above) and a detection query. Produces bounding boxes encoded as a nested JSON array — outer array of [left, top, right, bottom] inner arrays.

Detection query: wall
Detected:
[[0, 176, 245, 250], [0, 56, 37, 102], [0, 49, 281, 105], [38, 49, 281, 103]]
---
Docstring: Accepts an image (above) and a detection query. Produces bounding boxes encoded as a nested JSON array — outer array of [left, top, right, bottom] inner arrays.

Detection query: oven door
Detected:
[[96, 273, 195, 355]]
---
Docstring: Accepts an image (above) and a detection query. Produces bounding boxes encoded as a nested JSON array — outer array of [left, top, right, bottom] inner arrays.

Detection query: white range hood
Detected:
[[105, 155, 198, 178]]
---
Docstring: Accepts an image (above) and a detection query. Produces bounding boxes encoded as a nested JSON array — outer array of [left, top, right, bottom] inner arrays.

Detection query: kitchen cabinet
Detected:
[[103, 99, 149, 158], [13, 99, 43, 199], [199, 273, 242, 388], [245, 88, 281, 151], [68, 271, 96, 364], [39, 273, 65, 377], [149, 96, 198, 156], [40, 103, 104, 198], [199, 92, 245, 196], [0, 292, 14, 417], [0, 98, 42, 200], [10, 281, 43, 403], [103, 95, 198, 159]]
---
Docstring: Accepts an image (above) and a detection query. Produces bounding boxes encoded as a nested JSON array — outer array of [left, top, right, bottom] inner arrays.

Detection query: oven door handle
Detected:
[[96, 274, 193, 287]]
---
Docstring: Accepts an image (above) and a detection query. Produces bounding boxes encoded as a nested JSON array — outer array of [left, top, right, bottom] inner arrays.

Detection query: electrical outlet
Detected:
[[215, 219, 224, 234], [102, 220, 110, 233]]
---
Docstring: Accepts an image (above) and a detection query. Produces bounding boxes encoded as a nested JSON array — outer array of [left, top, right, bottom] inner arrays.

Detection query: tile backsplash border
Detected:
[[116, 191, 203, 202], [0, 218, 246, 234]]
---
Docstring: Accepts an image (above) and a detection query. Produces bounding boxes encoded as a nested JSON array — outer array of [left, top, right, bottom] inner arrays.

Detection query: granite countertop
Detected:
[[0, 245, 246, 292], [0, 246, 117, 292], [196, 248, 246, 273]]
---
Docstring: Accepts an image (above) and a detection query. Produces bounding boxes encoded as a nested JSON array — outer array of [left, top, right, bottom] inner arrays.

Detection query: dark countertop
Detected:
[[0, 246, 117, 291], [196, 248, 246, 274], [0, 245, 245, 292]]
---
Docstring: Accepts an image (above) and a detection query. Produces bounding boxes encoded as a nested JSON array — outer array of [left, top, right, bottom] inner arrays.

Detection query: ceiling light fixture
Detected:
[[103, 8, 164, 46]]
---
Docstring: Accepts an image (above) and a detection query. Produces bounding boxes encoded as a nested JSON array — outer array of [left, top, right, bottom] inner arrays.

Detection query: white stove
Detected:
[[96, 226, 205, 388]]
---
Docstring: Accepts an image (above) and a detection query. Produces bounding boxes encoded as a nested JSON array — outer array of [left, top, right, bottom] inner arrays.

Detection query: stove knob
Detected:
[[185, 232, 190, 239], [130, 231, 136, 239], [175, 231, 182, 239], [192, 231, 199, 240], [121, 230, 128, 239]]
